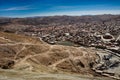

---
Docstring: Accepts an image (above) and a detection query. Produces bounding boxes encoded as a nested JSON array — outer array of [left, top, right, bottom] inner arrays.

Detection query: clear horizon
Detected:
[[0, 0, 120, 17]]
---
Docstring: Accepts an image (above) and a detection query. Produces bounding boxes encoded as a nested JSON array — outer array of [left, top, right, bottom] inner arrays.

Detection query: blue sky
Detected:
[[0, 0, 120, 17]]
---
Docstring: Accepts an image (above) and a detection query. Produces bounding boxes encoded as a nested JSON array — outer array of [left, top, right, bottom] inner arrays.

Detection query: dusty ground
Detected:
[[0, 32, 119, 80], [0, 32, 98, 73], [0, 69, 114, 80]]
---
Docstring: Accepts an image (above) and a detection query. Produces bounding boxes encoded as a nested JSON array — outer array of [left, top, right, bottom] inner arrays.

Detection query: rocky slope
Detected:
[[0, 31, 119, 80], [0, 32, 98, 74]]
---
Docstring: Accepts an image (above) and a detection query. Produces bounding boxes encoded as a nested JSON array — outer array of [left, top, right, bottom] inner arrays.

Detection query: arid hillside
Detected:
[[0, 32, 98, 74], [0, 32, 120, 80]]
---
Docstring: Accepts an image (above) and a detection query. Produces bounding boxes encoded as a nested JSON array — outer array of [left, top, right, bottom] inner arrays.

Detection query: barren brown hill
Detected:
[[0, 31, 100, 76]]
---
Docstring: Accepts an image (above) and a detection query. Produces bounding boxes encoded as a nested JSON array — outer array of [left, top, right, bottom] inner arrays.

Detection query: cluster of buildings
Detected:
[[19, 23, 120, 53]]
